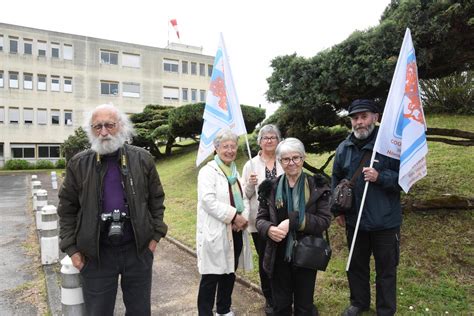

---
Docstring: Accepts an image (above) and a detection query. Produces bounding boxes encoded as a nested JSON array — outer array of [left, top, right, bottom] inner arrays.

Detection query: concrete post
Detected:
[[32, 180, 42, 197], [61, 256, 85, 316], [31, 175, 38, 191], [51, 171, 58, 190], [35, 189, 48, 230], [40, 205, 59, 264]]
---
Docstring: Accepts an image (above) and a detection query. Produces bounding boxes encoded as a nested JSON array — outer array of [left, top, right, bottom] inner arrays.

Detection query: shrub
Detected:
[[4, 159, 32, 170], [55, 159, 66, 169], [35, 160, 55, 169]]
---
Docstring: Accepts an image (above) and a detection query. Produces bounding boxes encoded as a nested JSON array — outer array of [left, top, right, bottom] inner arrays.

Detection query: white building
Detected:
[[0, 23, 214, 167]]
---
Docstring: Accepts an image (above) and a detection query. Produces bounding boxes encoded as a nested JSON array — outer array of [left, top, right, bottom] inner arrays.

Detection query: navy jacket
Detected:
[[331, 129, 402, 231]]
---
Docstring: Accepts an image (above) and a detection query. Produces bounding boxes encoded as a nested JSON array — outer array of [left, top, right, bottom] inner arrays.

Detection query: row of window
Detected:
[[10, 144, 61, 159], [163, 59, 213, 77], [0, 107, 73, 126], [0, 71, 73, 92], [0, 35, 73, 60], [164, 86, 206, 103]]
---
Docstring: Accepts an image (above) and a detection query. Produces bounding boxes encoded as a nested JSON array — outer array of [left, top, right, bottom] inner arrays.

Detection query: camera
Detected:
[[101, 209, 129, 243]]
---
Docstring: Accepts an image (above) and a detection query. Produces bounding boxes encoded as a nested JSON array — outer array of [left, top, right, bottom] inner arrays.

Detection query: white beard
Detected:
[[91, 133, 126, 155], [353, 123, 375, 140]]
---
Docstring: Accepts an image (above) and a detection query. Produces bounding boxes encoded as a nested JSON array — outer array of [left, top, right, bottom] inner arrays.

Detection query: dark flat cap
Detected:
[[348, 99, 379, 116]]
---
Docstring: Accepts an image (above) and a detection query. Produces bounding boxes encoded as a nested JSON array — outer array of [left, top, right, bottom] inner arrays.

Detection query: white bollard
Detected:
[[51, 171, 58, 190], [61, 256, 85, 315], [31, 175, 38, 191], [32, 180, 42, 197], [40, 205, 59, 264], [35, 190, 48, 230]]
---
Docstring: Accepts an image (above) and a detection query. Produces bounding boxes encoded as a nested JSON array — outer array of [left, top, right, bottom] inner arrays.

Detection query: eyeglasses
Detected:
[[262, 136, 278, 142], [219, 144, 238, 151], [91, 122, 116, 131], [280, 156, 303, 165]]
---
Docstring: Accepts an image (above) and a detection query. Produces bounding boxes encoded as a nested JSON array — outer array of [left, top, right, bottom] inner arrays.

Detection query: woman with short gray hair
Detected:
[[256, 137, 332, 315]]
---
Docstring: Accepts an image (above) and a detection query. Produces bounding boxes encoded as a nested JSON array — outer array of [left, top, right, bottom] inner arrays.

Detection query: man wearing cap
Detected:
[[331, 99, 402, 316]]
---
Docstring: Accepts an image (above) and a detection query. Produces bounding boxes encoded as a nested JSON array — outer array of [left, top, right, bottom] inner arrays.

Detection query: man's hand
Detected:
[[148, 239, 158, 253], [232, 214, 248, 232], [267, 225, 287, 242], [335, 215, 346, 227], [363, 167, 379, 182], [71, 252, 85, 271]]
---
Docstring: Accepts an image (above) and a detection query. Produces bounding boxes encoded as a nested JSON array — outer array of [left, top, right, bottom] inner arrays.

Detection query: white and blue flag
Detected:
[[374, 28, 428, 192], [196, 33, 247, 166]]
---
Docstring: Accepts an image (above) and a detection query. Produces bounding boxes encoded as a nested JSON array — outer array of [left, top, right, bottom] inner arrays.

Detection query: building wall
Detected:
[[0, 23, 213, 167]]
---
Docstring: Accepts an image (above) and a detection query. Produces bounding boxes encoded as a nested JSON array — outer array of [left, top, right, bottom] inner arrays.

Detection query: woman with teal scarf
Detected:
[[256, 138, 332, 316], [196, 129, 253, 316]]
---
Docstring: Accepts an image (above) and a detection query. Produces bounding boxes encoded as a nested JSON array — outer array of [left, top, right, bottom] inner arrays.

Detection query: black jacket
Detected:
[[256, 173, 332, 277], [331, 129, 402, 231], [58, 144, 167, 258]]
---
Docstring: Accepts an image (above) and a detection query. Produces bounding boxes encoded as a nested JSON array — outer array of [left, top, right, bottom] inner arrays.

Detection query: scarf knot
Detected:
[[214, 155, 244, 213]]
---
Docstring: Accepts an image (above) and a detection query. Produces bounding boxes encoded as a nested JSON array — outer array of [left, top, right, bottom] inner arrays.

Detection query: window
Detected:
[[9, 107, 19, 124], [191, 89, 197, 102], [0, 35, 3, 51], [38, 145, 60, 158], [199, 63, 205, 76], [23, 73, 33, 90], [23, 39, 32, 55], [182, 88, 188, 102], [51, 76, 60, 91], [37, 109, 47, 125], [51, 42, 60, 58], [9, 72, 19, 89], [208, 64, 213, 77], [200, 90, 206, 102], [123, 82, 140, 98], [163, 59, 179, 72], [101, 81, 119, 95], [11, 144, 35, 159], [100, 50, 118, 65], [64, 111, 73, 126], [38, 41, 46, 57], [0, 71, 3, 88], [122, 53, 140, 68], [64, 77, 72, 92], [9, 37, 18, 54], [0, 107, 4, 123], [163, 87, 179, 101], [51, 110, 60, 125], [63, 44, 73, 60], [191, 62, 197, 75], [24, 108, 33, 124], [38, 74, 47, 90], [182, 61, 188, 74]]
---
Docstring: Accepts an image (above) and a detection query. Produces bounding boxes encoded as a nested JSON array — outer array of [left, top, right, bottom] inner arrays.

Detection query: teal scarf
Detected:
[[214, 155, 244, 213], [275, 172, 309, 262]]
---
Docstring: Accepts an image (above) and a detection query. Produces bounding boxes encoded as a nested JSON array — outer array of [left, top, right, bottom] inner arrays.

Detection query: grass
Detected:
[[157, 115, 474, 314]]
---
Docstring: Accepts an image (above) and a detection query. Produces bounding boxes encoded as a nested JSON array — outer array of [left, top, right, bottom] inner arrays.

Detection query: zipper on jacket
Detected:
[[96, 154, 107, 264]]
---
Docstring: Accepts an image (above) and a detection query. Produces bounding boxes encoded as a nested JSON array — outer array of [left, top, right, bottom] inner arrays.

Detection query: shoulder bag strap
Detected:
[[349, 151, 372, 186]]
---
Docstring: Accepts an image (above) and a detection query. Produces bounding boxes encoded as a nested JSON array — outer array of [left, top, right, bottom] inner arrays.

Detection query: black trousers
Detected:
[[252, 232, 273, 306], [346, 226, 400, 316], [198, 231, 243, 316], [271, 260, 317, 316], [80, 242, 154, 316]]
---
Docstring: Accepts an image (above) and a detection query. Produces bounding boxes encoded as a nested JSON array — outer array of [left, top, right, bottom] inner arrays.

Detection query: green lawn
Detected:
[[157, 114, 473, 315]]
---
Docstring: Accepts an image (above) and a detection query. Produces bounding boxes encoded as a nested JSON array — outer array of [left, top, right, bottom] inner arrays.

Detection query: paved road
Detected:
[[0, 173, 38, 316]]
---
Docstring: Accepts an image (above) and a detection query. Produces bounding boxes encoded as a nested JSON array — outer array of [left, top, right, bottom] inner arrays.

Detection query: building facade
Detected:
[[0, 23, 214, 167]]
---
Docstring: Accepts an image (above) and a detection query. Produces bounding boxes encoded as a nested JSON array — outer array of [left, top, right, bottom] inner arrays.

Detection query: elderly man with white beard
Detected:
[[58, 103, 167, 316], [331, 99, 402, 316]]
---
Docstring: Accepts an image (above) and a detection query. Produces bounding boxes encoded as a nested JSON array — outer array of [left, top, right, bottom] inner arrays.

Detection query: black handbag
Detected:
[[292, 230, 332, 271]]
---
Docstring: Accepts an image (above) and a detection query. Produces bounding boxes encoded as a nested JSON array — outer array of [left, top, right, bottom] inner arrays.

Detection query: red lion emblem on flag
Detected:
[[403, 62, 425, 125], [209, 76, 227, 111]]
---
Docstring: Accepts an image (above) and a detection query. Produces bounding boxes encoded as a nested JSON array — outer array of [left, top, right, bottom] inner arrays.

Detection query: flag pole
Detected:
[[345, 149, 377, 272]]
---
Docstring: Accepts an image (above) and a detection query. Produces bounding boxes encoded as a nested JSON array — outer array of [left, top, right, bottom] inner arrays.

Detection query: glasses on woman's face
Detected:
[[91, 122, 116, 131], [280, 156, 303, 165], [262, 136, 278, 142], [219, 144, 237, 151]]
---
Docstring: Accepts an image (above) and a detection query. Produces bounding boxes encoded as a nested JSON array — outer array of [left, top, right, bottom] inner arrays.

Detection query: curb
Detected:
[[164, 235, 263, 295]]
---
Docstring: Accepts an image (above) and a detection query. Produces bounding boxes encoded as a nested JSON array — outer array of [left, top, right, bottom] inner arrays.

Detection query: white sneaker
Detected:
[[216, 311, 234, 316]]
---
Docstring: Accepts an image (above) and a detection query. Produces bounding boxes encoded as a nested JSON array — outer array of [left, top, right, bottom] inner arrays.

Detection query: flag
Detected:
[[196, 33, 247, 166], [170, 19, 180, 39], [373, 28, 428, 193]]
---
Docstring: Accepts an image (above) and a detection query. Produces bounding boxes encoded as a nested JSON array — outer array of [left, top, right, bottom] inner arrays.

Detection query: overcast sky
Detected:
[[1, 0, 391, 116]]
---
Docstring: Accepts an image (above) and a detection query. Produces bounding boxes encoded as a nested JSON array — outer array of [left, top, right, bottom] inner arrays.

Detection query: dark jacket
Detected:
[[256, 173, 332, 277], [58, 144, 167, 258], [331, 129, 402, 231]]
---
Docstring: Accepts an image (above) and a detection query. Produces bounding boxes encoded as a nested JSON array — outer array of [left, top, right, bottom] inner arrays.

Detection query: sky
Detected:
[[1, 0, 391, 116]]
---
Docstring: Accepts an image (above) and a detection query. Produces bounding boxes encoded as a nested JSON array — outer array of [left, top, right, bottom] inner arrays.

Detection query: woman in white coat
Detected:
[[196, 129, 253, 316], [241, 124, 284, 315]]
